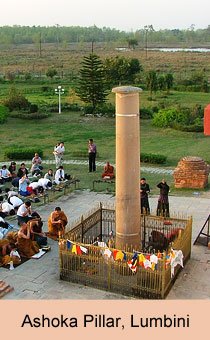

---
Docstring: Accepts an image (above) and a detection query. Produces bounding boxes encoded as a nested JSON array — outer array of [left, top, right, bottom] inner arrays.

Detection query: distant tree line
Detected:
[[1, 25, 210, 45]]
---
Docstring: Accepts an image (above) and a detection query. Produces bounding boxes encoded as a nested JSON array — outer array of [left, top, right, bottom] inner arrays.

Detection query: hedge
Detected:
[[140, 153, 167, 164], [4, 148, 43, 160]]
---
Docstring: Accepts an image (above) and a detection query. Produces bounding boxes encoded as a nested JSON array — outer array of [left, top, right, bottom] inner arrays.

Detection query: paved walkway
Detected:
[[0, 190, 210, 300], [0, 159, 174, 175]]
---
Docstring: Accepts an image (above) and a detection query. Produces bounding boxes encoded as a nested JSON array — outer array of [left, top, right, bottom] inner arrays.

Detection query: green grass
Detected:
[[1, 105, 210, 196], [1, 111, 210, 167]]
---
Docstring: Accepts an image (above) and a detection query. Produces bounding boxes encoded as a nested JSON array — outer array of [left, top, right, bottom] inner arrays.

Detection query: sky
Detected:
[[0, 0, 210, 31]]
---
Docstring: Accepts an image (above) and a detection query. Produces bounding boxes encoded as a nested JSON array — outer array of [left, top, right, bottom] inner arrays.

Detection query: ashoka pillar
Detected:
[[173, 156, 209, 189]]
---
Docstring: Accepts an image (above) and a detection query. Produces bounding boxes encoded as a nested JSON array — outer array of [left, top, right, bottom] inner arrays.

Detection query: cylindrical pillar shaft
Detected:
[[112, 86, 142, 251]]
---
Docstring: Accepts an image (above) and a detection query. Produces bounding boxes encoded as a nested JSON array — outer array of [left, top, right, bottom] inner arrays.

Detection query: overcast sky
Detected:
[[0, 0, 209, 31]]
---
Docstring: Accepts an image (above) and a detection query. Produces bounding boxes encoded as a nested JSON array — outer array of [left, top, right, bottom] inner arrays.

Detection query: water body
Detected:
[[148, 47, 210, 53]]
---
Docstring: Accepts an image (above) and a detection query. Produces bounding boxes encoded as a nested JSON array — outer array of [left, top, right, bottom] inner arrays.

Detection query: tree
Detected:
[[104, 56, 142, 86], [146, 70, 158, 96], [46, 68, 57, 79], [127, 38, 138, 49], [3, 86, 30, 111], [76, 54, 108, 112], [165, 73, 174, 94]]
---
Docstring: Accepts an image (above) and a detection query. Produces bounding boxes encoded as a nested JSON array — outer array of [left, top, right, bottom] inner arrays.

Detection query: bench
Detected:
[[52, 178, 80, 196], [92, 179, 115, 191]]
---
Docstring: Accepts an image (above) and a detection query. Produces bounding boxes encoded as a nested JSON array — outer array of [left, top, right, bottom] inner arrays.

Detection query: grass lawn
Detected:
[[1, 110, 209, 196]]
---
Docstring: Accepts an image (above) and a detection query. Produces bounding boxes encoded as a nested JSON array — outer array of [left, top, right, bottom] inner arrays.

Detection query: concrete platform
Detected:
[[0, 190, 210, 300]]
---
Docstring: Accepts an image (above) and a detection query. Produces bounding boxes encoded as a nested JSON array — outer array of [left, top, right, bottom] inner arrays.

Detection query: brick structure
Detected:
[[173, 156, 209, 189]]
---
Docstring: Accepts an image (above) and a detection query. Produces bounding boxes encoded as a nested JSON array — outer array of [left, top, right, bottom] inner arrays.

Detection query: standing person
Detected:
[[53, 142, 65, 168], [88, 138, 97, 172], [156, 179, 170, 217], [140, 178, 150, 214]]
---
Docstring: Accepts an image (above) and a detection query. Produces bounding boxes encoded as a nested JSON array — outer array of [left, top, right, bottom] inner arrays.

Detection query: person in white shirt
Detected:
[[54, 166, 65, 185], [0, 165, 12, 184], [5, 188, 18, 198], [17, 201, 32, 225], [8, 195, 23, 209], [37, 178, 52, 190], [53, 142, 65, 168], [1, 201, 15, 215]]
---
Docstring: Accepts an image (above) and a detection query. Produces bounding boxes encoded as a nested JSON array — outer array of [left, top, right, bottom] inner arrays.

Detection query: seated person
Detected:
[[31, 163, 42, 177], [9, 243, 21, 265], [37, 178, 52, 190], [0, 201, 15, 216], [102, 161, 115, 179], [19, 175, 31, 196], [29, 220, 47, 247], [44, 169, 54, 182], [8, 195, 23, 210], [31, 153, 43, 172], [27, 181, 40, 195], [17, 201, 33, 225], [17, 222, 40, 258], [17, 163, 29, 178], [8, 161, 17, 178], [54, 166, 65, 185], [48, 207, 68, 238], [5, 188, 19, 198], [0, 165, 12, 184], [12, 163, 29, 188], [0, 238, 11, 266]]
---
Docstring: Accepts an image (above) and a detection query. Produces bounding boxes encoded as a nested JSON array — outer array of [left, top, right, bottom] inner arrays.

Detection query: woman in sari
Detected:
[[48, 207, 68, 239], [17, 223, 39, 258]]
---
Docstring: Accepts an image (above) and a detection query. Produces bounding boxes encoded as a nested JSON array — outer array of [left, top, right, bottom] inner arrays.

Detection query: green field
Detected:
[[1, 110, 210, 196], [1, 43, 210, 196]]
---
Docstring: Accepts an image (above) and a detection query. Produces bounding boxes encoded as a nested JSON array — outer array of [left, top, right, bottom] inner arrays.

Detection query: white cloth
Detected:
[[17, 204, 29, 217], [54, 169, 65, 184], [1, 202, 14, 214], [9, 196, 23, 208], [0, 168, 11, 178], [29, 182, 40, 190], [54, 145, 65, 155], [7, 190, 18, 198], [170, 249, 184, 277], [38, 178, 51, 189]]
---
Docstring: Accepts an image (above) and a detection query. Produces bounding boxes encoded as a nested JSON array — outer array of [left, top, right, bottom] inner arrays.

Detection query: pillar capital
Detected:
[[112, 86, 142, 94]]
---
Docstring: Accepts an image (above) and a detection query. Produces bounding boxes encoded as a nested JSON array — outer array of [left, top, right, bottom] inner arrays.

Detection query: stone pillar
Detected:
[[112, 86, 142, 251]]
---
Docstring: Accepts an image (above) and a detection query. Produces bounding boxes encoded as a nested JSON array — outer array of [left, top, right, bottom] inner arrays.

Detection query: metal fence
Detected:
[[60, 203, 192, 299]]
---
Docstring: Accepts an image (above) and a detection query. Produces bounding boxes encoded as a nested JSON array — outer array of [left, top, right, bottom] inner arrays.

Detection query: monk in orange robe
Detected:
[[102, 162, 115, 179], [48, 207, 68, 238]]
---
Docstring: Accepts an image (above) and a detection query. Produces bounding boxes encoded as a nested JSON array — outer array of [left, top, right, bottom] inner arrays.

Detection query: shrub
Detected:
[[3, 86, 30, 111], [0, 105, 9, 124], [83, 103, 115, 117], [9, 111, 50, 120], [29, 104, 39, 113], [5, 148, 43, 160], [140, 107, 153, 119], [70, 150, 100, 158], [140, 153, 167, 164]]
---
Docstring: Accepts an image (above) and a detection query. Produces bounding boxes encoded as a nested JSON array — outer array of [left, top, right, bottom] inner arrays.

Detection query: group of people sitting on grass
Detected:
[[0, 202, 68, 267]]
